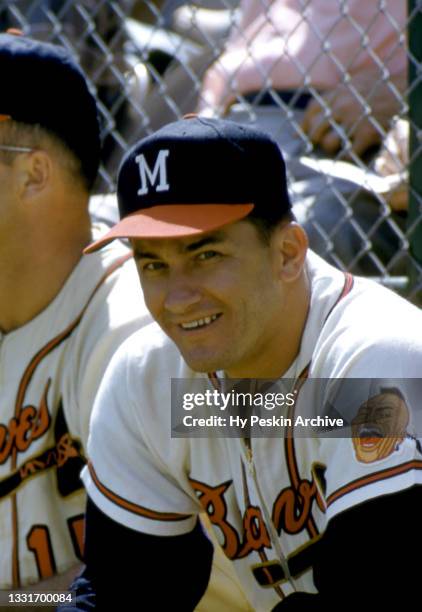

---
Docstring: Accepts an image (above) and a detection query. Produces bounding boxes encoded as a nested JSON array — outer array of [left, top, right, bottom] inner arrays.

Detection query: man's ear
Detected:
[[272, 222, 308, 282], [16, 150, 52, 199]]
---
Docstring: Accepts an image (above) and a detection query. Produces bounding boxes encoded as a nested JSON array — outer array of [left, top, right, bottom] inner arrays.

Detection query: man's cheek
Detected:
[[141, 287, 161, 320]]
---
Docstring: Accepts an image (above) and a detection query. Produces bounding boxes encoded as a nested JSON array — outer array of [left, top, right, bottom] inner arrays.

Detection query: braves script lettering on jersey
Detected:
[[0, 225, 151, 589], [83, 252, 422, 611]]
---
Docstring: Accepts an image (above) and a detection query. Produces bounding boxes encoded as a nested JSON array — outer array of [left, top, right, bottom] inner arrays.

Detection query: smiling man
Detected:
[[132, 221, 307, 379], [70, 117, 422, 610]]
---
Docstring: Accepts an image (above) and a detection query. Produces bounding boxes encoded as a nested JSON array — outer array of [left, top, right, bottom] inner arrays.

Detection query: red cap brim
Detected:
[[84, 203, 254, 253]]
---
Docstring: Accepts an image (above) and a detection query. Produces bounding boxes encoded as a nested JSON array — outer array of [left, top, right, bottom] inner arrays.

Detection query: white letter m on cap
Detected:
[[136, 149, 170, 196]]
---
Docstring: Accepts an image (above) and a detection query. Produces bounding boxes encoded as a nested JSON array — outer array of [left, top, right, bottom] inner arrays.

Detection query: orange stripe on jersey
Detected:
[[338, 272, 354, 300], [283, 272, 354, 540], [88, 461, 192, 522], [326, 459, 422, 508], [208, 372, 221, 391], [321, 272, 354, 325], [285, 369, 309, 491], [284, 366, 319, 540], [12, 496, 20, 588]]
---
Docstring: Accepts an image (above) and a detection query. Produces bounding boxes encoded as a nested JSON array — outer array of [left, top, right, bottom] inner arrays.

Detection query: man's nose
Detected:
[[164, 277, 202, 314]]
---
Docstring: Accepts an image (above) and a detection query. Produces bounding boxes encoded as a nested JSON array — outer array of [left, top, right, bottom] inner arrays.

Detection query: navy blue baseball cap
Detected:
[[85, 115, 291, 252], [0, 32, 100, 190]]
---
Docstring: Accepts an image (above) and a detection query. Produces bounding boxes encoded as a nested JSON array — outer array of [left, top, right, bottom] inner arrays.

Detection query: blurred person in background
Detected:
[[134, 0, 407, 275]]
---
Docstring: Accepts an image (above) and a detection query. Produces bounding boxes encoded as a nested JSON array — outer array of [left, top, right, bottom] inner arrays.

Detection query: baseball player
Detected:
[[70, 117, 421, 610], [0, 32, 153, 594]]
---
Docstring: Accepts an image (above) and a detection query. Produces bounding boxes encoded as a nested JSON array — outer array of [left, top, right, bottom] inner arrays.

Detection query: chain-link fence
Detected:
[[1, 0, 420, 301]]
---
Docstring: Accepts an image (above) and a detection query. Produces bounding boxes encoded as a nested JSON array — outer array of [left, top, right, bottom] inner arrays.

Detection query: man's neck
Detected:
[[0, 208, 91, 333], [226, 270, 311, 380]]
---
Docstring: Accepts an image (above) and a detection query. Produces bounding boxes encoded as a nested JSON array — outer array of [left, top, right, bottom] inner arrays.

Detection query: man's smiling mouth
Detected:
[[179, 314, 221, 330]]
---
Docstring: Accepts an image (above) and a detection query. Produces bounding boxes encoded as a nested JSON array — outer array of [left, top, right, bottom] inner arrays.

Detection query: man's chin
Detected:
[[180, 350, 226, 374], [184, 359, 221, 374]]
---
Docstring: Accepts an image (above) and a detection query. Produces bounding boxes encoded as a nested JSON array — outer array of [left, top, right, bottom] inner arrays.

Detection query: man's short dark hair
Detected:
[[0, 33, 101, 191], [246, 209, 296, 245], [0, 120, 86, 190]]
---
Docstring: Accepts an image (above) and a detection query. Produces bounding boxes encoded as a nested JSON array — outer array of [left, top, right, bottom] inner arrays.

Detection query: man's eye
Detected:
[[197, 250, 219, 261], [143, 261, 165, 272]]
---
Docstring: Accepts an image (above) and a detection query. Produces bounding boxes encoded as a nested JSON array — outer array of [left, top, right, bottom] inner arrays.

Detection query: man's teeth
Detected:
[[181, 315, 219, 329]]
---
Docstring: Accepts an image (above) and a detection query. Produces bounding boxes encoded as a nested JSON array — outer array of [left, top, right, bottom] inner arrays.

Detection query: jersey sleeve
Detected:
[[309, 282, 422, 522], [317, 361, 422, 522], [320, 434, 422, 522], [81, 332, 201, 536], [67, 257, 151, 448]]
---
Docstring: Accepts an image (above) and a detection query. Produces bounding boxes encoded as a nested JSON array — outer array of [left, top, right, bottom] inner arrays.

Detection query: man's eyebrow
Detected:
[[185, 233, 226, 252], [132, 249, 159, 259]]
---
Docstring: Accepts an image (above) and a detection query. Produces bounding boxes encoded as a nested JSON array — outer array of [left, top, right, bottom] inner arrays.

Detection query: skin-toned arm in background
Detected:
[[302, 69, 407, 158], [374, 118, 408, 211]]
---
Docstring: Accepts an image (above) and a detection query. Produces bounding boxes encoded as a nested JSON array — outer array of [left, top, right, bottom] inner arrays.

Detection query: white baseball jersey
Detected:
[[83, 251, 422, 611], [0, 224, 152, 589]]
